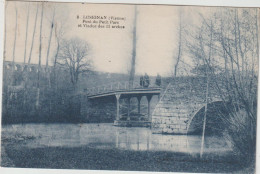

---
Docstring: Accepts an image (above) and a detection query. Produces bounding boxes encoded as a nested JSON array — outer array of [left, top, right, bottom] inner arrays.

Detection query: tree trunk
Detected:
[[3, 2, 8, 61], [46, 8, 55, 88], [46, 8, 55, 69], [52, 41, 60, 116], [256, 9, 259, 63], [38, 3, 44, 74], [23, 3, 30, 64], [36, 3, 44, 109], [174, 8, 182, 78], [200, 68, 209, 158], [36, 88, 40, 110], [53, 41, 60, 87], [12, 5, 18, 73], [28, 4, 39, 65], [200, 20, 213, 158], [129, 6, 137, 88]]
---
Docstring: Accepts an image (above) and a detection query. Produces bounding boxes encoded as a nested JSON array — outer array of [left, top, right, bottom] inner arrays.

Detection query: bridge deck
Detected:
[[87, 87, 161, 99], [85, 81, 161, 99]]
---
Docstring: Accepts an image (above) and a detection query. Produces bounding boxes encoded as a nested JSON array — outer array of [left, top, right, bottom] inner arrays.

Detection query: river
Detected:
[[2, 123, 232, 154]]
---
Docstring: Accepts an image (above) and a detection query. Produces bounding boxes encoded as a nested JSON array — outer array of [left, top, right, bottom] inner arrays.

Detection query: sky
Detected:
[[4, 2, 205, 76]]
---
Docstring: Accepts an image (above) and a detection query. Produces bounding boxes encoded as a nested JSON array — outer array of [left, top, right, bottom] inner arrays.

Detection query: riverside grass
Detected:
[[2, 143, 254, 173]]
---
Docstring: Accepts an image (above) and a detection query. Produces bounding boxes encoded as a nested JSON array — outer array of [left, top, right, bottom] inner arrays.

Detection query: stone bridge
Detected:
[[3, 60, 228, 134], [84, 75, 227, 135], [151, 76, 227, 135]]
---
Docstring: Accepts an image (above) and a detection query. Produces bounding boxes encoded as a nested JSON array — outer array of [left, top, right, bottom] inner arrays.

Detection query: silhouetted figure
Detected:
[[140, 75, 144, 87], [155, 73, 161, 86], [143, 73, 150, 88]]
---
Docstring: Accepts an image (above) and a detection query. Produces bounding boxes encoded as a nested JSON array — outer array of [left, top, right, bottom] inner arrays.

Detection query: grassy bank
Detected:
[[1, 144, 254, 173]]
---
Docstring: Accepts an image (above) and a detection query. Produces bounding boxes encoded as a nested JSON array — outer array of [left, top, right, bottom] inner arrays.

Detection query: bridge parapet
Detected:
[[85, 81, 160, 96]]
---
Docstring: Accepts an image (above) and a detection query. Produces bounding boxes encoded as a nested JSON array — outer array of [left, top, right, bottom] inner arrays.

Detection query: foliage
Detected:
[[224, 109, 256, 164]]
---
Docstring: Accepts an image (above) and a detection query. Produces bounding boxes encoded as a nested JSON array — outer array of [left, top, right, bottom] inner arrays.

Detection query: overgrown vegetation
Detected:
[[187, 8, 258, 163]]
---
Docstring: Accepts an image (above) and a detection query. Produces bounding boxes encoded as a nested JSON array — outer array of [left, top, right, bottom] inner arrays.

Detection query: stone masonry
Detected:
[[152, 76, 221, 134]]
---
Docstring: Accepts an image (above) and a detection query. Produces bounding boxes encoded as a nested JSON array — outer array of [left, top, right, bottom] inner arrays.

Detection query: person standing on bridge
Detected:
[[155, 73, 161, 87], [140, 75, 144, 87], [143, 73, 150, 88]]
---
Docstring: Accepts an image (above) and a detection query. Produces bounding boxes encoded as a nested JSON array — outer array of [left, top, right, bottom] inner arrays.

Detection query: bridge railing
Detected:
[[85, 81, 160, 96]]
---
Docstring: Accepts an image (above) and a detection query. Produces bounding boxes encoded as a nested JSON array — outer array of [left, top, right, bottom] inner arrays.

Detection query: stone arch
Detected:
[[23, 65, 28, 72], [187, 101, 229, 136], [7, 63, 12, 69], [28, 66, 33, 72], [15, 64, 22, 71], [30, 66, 36, 72], [5, 64, 9, 69]]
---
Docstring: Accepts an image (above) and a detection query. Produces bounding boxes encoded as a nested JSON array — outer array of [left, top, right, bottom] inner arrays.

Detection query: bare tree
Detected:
[[217, 10, 258, 159], [50, 20, 65, 90], [53, 20, 65, 69], [44, 6, 56, 88], [57, 38, 92, 89], [46, 7, 56, 69], [200, 20, 213, 158], [45, 6, 67, 107], [52, 4, 68, 69], [188, 17, 214, 158], [48, 17, 66, 116]]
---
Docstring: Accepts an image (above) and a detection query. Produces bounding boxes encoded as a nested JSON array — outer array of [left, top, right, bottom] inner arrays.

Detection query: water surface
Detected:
[[2, 123, 232, 154]]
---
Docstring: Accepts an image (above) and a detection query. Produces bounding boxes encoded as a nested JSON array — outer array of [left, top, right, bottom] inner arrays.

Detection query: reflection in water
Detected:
[[2, 123, 232, 154]]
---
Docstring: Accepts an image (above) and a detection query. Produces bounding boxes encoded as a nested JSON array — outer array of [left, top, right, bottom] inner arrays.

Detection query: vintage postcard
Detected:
[[0, 1, 259, 173]]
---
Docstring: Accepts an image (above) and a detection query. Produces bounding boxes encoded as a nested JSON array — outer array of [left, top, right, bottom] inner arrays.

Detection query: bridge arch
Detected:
[[15, 64, 22, 71], [187, 101, 230, 136], [5, 64, 11, 69]]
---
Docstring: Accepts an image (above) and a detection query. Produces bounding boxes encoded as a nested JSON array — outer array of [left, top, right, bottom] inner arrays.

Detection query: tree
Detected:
[[12, 4, 18, 73], [28, 4, 39, 65], [129, 6, 137, 88], [50, 5, 66, 89], [189, 19, 214, 158], [49, 5, 67, 117], [35, 3, 44, 109], [46, 6, 56, 69], [3, 2, 8, 61], [217, 9, 257, 162], [44, 6, 56, 88], [188, 8, 258, 162], [173, 7, 183, 77], [58, 38, 93, 89], [23, 3, 30, 64], [52, 10, 66, 67]]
